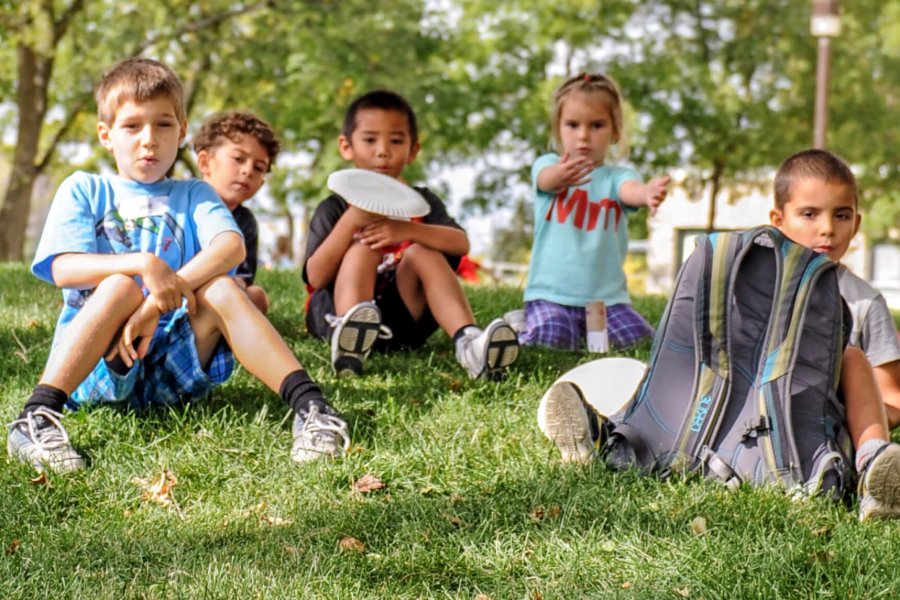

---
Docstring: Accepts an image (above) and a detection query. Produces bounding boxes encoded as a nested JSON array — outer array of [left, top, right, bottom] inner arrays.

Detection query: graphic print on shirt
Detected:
[[544, 188, 622, 232]]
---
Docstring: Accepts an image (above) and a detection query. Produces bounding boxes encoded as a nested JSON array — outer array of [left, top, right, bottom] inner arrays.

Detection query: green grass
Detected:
[[2, 263, 900, 599]]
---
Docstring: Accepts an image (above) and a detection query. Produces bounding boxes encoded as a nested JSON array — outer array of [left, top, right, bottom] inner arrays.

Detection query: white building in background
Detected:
[[644, 176, 900, 308]]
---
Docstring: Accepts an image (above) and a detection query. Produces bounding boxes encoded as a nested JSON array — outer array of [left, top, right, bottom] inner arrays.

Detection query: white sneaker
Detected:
[[290, 405, 351, 464], [503, 308, 526, 336], [858, 443, 900, 521], [6, 407, 85, 473], [326, 301, 391, 376], [455, 319, 519, 379], [537, 381, 599, 464]]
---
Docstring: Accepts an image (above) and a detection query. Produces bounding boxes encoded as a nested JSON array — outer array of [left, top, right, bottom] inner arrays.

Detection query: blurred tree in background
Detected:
[[0, 0, 896, 262]]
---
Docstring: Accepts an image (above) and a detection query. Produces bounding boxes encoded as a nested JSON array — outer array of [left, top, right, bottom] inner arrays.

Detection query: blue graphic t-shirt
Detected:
[[524, 153, 640, 307], [32, 171, 241, 348]]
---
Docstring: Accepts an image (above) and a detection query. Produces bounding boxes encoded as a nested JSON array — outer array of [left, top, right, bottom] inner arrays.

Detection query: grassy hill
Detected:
[[2, 263, 899, 599]]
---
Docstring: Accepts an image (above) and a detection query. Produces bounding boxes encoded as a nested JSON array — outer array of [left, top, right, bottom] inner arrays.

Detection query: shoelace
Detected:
[[7, 407, 71, 450], [301, 407, 351, 452]]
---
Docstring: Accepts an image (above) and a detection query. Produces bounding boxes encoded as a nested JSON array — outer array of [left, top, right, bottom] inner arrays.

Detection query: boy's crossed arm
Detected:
[[52, 251, 197, 314], [54, 231, 244, 367], [356, 219, 469, 255]]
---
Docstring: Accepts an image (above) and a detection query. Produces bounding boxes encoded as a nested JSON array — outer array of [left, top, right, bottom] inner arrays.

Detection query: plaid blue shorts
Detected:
[[519, 299, 654, 350], [68, 306, 234, 411]]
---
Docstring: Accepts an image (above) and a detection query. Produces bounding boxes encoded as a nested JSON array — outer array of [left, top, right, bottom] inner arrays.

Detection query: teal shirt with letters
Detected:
[[524, 153, 640, 307]]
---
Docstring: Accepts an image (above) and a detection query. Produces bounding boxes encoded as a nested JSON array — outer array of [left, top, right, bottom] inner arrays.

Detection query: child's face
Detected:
[[197, 136, 270, 210], [558, 90, 617, 165], [338, 108, 419, 179], [97, 95, 186, 184], [769, 177, 860, 262]]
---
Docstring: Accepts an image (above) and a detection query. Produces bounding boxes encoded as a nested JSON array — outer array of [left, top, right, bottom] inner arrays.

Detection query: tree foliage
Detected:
[[0, 0, 897, 261]]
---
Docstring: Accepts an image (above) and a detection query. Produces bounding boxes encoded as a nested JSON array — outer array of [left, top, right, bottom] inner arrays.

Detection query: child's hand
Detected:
[[646, 175, 671, 217], [118, 300, 161, 367], [142, 255, 196, 314], [357, 219, 411, 250], [542, 152, 594, 192]]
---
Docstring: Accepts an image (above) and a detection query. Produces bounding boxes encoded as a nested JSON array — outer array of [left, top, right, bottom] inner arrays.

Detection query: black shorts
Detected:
[[306, 278, 439, 351]]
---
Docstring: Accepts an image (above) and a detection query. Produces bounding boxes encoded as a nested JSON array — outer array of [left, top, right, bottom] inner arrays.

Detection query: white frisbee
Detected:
[[552, 356, 647, 418], [327, 169, 430, 218]]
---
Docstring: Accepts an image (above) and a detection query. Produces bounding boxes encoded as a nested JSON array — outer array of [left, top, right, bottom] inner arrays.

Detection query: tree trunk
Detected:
[[0, 44, 51, 261], [706, 159, 724, 232]]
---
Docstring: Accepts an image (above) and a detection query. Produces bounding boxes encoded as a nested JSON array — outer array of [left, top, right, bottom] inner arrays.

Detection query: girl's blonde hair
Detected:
[[550, 72, 628, 159]]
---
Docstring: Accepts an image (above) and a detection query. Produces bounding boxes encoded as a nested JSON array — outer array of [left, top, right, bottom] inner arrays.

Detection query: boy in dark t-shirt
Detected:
[[194, 111, 280, 314], [303, 90, 519, 379]]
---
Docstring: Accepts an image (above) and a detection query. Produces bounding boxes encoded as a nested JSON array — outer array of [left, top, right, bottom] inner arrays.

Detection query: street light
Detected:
[[811, 0, 841, 149]]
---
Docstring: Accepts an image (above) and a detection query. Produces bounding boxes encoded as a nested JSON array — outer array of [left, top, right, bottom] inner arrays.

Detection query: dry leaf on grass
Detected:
[[474, 594, 493, 600], [352, 473, 386, 494], [6, 539, 21, 555], [132, 470, 179, 512], [339, 536, 366, 553], [621, 582, 633, 589], [442, 513, 467, 527], [677, 587, 691, 597], [30, 473, 52, 488], [260, 514, 292, 527], [690, 516, 707, 535]]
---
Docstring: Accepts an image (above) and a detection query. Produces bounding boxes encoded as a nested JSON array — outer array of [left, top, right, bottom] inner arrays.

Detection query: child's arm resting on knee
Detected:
[[357, 220, 469, 256], [305, 206, 383, 290], [176, 231, 245, 293], [620, 176, 671, 216], [51, 252, 193, 314]]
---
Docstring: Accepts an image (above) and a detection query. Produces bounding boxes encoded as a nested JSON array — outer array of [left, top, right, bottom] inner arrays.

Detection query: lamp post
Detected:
[[810, 0, 842, 149]]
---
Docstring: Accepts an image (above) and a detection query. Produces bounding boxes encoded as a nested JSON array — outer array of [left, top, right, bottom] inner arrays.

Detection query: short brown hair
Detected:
[[774, 149, 858, 210], [192, 111, 282, 170], [95, 57, 185, 125]]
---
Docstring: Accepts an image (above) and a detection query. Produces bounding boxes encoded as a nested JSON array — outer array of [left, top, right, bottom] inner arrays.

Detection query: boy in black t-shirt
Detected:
[[303, 90, 519, 378], [194, 111, 281, 314]]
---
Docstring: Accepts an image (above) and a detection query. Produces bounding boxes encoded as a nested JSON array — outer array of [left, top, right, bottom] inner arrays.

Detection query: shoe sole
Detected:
[[332, 304, 382, 376], [482, 320, 519, 379], [537, 381, 594, 464], [861, 444, 900, 521]]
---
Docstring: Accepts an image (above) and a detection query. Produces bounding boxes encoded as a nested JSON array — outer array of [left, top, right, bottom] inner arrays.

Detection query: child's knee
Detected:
[[196, 274, 242, 309], [402, 244, 449, 273], [246, 285, 269, 314], [92, 274, 143, 308]]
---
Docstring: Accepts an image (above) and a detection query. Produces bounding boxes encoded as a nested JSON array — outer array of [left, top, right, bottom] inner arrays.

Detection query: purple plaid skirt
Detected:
[[519, 299, 653, 350]]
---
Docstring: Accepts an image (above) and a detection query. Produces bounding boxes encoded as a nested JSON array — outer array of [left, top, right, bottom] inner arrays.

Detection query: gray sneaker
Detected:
[[326, 301, 391, 377], [6, 407, 85, 473], [455, 319, 520, 379], [537, 381, 601, 464], [858, 442, 900, 521], [290, 405, 350, 463]]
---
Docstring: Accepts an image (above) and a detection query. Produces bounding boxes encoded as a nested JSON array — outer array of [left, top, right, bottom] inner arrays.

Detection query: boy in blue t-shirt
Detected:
[[6, 58, 348, 474]]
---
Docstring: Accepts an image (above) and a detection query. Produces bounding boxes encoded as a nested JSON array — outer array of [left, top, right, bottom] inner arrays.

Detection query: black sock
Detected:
[[452, 324, 477, 344], [20, 384, 68, 419], [279, 369, 334, 418]]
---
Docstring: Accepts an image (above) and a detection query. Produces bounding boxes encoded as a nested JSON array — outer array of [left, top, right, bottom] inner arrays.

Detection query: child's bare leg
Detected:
[[190, 275, 302, 390], [874, 361, 900, 430], [191, 275, 348, 463], [40, 274, 144, 394], [394, 244, 474, 335], [245, 284, 270, 315], [842, 346, 891, 447], [333, 241, 380, 315]]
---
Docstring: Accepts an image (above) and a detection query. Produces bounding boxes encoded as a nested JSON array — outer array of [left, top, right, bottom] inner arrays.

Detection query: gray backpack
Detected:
[[607, 226, 853, 500]]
